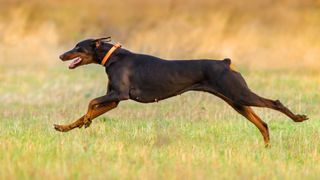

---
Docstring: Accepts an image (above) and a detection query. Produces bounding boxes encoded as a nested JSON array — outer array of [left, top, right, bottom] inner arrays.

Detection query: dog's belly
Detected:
[[129, 85, 184, 103]]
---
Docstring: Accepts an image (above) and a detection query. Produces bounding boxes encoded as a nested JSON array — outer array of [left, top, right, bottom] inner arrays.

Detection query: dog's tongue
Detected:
[[69, 57, 82, 69]]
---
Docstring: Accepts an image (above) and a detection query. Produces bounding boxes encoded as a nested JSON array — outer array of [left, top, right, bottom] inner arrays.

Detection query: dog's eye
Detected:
[[75, 47, 85, 52]]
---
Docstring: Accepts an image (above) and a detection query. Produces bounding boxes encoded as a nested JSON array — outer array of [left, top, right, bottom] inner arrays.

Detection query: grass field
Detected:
[[1, 0, 320, 179], [0, 57, 319, 179]]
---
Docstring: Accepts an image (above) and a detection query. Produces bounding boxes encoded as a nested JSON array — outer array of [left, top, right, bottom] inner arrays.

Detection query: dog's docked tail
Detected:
[[223, 58, 231, 65], [223, 58, 236, 71]]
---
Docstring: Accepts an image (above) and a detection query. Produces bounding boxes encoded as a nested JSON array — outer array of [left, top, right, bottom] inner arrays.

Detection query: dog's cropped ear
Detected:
[[93, 37, 111, 48]]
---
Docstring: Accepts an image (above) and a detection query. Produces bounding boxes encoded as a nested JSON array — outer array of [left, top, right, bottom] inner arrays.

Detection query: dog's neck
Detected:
[[94, 43, 129, 67]]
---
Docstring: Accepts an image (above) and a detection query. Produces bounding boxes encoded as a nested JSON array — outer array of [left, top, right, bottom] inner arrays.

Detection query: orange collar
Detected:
[[101, 42, 122, 66]]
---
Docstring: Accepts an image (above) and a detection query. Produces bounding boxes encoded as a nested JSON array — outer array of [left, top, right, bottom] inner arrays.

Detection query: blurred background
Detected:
[[0, 0, 319, 69], [1, 1, 320, 179]]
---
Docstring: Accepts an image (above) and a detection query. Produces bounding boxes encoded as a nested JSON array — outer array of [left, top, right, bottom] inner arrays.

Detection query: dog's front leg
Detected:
[[82, 92, 126, 128], [54, 101, 118, 132], [54, 115, 85, 132], [82, 100, 119, 128], [54, 92, 126, 132]]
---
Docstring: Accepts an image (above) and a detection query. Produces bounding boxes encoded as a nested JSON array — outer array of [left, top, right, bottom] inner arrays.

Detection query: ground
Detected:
[[0, 63, 319, 179]]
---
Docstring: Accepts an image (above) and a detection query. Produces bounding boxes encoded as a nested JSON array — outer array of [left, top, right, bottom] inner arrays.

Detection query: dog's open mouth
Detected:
[[68, 57, 82, 69]]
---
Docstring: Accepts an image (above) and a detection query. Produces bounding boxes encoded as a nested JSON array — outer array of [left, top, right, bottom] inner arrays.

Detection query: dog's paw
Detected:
[[54, 124, 70, 132], [293, 114, 309, 122], [83, 116, 92, 128], [264, 143, 271, 148]]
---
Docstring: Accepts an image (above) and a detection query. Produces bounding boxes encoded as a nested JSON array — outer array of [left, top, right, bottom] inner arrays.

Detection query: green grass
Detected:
[[0, 63, 319, 179]]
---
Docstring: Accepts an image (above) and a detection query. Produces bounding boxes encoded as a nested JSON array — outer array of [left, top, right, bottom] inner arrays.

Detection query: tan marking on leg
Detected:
[[54, 102, 118, 132], [242, 107, 270, 147]]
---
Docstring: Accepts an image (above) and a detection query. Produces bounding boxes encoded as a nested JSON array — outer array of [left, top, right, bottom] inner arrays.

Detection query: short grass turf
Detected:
[[0, 65, 319, 179]]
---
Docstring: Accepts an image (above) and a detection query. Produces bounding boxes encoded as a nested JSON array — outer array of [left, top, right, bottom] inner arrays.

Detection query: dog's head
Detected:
[[59, 37, 111, 69]]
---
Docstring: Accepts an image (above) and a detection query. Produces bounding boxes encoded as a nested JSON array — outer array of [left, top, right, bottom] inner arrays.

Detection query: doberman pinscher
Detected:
[[54, 37, 308, 147]]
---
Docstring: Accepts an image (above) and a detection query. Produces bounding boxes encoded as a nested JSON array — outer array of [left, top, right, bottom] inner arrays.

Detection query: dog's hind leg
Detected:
[[235, 91, 309, 123], [214, 93, 270, 147], [54, 101, 118, 132], [251, 97, 308, 122], [234, 105, 270, 147], [216, 69, 308, 123]]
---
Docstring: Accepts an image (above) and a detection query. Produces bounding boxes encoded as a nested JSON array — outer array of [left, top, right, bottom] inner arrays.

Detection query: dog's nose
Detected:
[[59, 54, 64, 60]]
